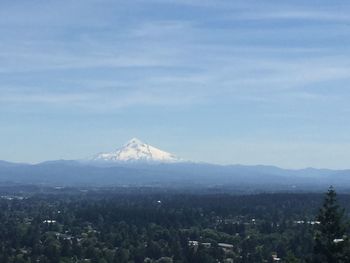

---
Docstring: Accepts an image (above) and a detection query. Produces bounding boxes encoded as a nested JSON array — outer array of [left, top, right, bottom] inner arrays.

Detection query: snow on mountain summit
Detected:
[[91, 138, 179, 163]]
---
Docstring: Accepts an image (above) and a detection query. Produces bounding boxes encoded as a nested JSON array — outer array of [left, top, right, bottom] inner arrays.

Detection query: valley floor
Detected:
[[0, 186, 347, 263]]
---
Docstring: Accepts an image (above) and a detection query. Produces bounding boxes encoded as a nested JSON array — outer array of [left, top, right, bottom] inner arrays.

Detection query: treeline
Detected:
[[0, 189, 348, 262]]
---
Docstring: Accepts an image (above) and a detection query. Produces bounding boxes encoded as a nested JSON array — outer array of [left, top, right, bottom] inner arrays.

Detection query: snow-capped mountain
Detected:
[[91, 138, 179, 163]]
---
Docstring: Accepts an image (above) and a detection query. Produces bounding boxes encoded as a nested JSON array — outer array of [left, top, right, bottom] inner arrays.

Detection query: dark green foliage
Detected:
[[0, 187, 348, 262], [313, 187, 349, 262]]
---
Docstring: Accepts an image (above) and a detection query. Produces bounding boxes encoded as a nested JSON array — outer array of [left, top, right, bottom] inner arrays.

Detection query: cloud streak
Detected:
[[0, 0, 350, 167]]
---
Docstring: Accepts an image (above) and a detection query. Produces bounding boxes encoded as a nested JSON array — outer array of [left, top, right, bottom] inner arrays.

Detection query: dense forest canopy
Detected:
[[0, 186, 349, 263]]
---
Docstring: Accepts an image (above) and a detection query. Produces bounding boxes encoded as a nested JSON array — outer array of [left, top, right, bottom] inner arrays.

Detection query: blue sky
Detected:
[[1, 0, 350, 168]]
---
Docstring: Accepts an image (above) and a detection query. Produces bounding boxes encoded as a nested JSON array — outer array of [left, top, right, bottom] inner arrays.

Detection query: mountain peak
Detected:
[[91, 138, 179, 163], [124, 138, 145, 147], [126, 137, 143, 145]]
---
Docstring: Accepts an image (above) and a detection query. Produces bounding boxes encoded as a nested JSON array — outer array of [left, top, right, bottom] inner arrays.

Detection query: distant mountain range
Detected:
[[0, 138, 349, 191]]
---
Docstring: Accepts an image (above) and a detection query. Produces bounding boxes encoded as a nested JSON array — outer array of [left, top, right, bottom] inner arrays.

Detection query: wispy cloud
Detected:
[[230, 10, 350, 22], [0, 0, 350, 167]]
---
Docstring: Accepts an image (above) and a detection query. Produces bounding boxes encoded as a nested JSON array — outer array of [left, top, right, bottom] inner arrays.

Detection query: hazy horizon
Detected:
[[1, 0, 350, 169], [0, 137, 348, 171]]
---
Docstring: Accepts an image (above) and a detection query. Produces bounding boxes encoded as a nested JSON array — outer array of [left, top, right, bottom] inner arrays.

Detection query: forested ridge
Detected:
[[0, 187, 349, 262]]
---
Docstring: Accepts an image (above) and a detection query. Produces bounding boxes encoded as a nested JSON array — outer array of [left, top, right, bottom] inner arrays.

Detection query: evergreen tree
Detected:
[[313, 186, 349, 263]]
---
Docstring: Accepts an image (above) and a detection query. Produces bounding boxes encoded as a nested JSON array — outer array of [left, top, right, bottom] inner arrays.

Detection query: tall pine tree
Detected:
[[313, 186, 349, 263]]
